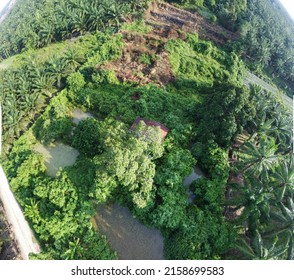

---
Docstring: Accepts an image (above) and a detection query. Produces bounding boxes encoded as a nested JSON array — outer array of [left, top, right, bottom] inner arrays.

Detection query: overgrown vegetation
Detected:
[[0, 0, 292, 260], [167, 0, 294, 96]]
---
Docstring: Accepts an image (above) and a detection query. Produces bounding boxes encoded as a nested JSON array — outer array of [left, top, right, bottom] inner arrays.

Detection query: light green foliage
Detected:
[[83, 34, 123, 69], [67, 72, 86, 93], [121, 20, 153, 34], [93, 119, 163, 208], [33, 93, 73, 144], [167, 0, 204, 7], [10, 153, 46, 193], [72, 118, 102, 157], [166, 34, 244, 91], [92, 70, 120, 85], [151, 148, 195, 229], [5, 134, 115, 259], [138, 53, 154, 66]]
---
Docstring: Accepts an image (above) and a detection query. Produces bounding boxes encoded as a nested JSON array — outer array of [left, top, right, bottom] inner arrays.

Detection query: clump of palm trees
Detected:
[[0, 0, 148, 60], [0, 49, 83, 152], [229, 86, 293, 259]]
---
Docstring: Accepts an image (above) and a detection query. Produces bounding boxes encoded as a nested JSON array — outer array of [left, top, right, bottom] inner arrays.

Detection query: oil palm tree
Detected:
[[33, 73, 56, 98], [238, 136, 279, 181], [229, 177, 272, 238], [63, 48, 85, 71], [45, 55, 72, 88], [269, 198, 294, 259], [235, 230, 287, 260], [271, 156, 294, 201]]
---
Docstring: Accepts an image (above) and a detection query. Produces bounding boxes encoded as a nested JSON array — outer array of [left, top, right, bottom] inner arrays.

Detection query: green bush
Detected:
[[67, 72, 86, 93], [164, 206, 233, 259], [192, 177, 225, 210], [138, 53, 154, 66], [34, 116, 73, 145], [72, 118, 102, 157], [121, 20, 153, 34], [91, 70, 119, 85]]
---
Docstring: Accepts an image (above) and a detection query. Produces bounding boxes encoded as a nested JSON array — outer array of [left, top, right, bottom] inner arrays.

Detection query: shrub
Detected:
[[34, 116, 73, 145], [138, 53, 154, 66], [72, 118, 102, 157], [67, 72, 86, 93], [91, 70, 119, 85]]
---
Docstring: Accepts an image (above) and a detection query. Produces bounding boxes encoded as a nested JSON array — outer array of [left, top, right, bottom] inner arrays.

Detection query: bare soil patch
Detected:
[[145, 2, 238, 45], [103, 31, 175, 86]]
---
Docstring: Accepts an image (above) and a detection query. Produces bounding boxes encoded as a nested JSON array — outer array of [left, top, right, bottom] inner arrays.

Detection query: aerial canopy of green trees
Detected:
[[1, 0, 293, 261]]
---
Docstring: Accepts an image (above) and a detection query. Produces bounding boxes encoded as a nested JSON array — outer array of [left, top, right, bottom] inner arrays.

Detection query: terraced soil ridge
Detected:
[[145, 1, 238, 45]]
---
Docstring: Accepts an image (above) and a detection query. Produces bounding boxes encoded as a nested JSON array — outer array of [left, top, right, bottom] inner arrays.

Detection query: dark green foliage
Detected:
[[193, 140, 229, 181], [68, 229, 117, 260], [164, 206, 233, 259], [192, 178, 225, 210], [195, 82, 254, 148], [34, 116, 72, 145], [32, 94, 73, 144], [72, 118, 102, 157], [67, 72, 86, 93], [239, 0, 294, 95], [150, 148, 195, 229]]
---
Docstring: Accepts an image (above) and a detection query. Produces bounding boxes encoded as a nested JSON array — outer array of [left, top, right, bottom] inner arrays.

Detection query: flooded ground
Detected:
[[94, 203, 164, 260], [72, 108, 94, 125], [93, 167, 204, 260], [184, 167, 204, 203], [184, 166, 204, 186], [34, 143, 79, 177]]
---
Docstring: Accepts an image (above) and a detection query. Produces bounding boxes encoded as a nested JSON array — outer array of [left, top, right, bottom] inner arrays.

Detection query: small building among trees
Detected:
[[130, 117, 169, 143]]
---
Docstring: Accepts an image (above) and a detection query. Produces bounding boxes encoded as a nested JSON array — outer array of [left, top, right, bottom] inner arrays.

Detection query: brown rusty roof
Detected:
[[130, 117, 169, 141]]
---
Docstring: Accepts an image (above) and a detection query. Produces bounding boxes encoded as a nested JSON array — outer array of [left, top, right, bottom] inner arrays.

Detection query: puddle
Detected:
[[72, 108, 94, 125], [34, 143, 79, 177], [94, 203, 164, 260]]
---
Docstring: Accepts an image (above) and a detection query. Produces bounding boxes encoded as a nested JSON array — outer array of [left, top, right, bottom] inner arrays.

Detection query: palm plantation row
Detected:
[[230, 87, 293, 259], [0, 0, 147, 60], [0, 31, 118, 152]]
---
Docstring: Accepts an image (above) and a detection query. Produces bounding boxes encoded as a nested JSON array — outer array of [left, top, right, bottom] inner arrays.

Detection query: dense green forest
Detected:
[[0, 0, 293, 260]]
